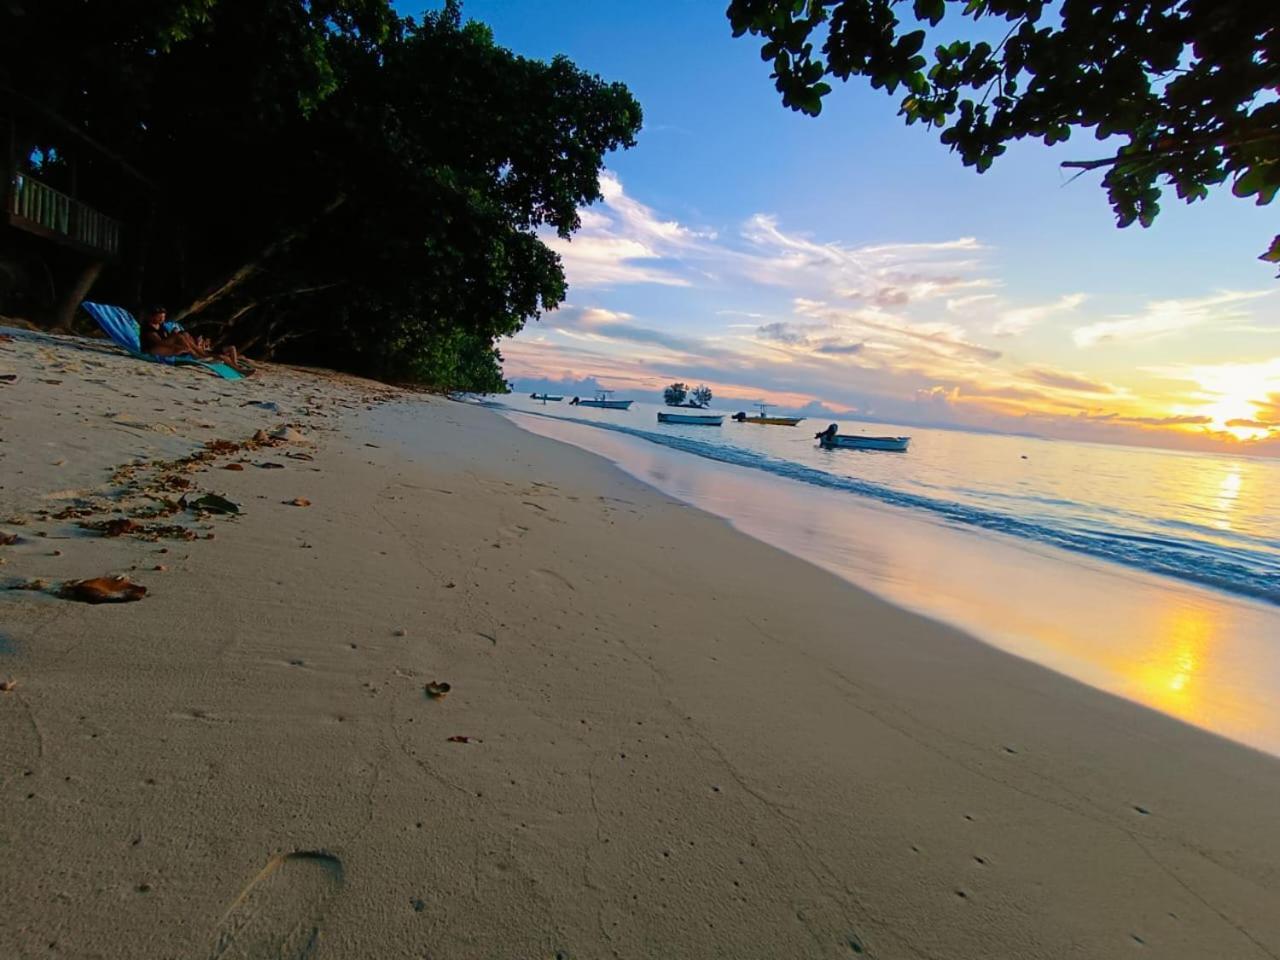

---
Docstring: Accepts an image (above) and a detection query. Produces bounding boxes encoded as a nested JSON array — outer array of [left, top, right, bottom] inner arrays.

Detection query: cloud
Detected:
[[540, 172, 708, 288], [509, 172, 1280, 456], [755, 321, 817, 345], [1021, 365, 1115, 394], [992, 293, 1087, 337], [791, 299, 1002, 363], [548, 171, 994, 314], [1072, 291, 1273, 347], [737, 214, 989, 308], [547, 304, 739, 362], [1076, 412, 1213, 426], [1255, 393, 1280, 424], [814, 340, 865, 355]]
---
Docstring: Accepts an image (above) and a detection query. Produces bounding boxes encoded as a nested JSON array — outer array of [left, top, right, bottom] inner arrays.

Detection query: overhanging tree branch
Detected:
[[173, 193, 347, 322]]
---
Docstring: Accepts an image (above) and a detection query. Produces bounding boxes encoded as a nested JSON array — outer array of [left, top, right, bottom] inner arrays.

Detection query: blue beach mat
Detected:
[[81, 302, 244, 380]]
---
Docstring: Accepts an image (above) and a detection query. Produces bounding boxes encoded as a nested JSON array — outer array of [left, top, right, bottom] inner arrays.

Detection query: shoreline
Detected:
[[502, 405, 1280, 758], [3, 330, 1280, 958]]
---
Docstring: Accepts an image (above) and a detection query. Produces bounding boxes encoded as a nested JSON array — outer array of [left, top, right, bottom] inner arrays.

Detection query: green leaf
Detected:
[[1261, 235, 1280, 264]]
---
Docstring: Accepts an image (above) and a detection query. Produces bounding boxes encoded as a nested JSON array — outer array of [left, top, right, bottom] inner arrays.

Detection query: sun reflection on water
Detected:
[[1122, 604, 1214, 724]]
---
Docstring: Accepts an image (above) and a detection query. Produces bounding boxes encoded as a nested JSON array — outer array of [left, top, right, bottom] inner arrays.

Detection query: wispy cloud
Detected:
[[1072, 291, 1274, 347], [1021, 365, 1115, 394], [991, 293, 1087, 337], [511, 172, 1280, 454]]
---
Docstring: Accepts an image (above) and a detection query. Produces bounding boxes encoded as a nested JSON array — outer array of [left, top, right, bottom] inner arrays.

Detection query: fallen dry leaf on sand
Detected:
[[59, 576, 147, 604], [0, 532, 18, 546], [224, 463, 245, 471], [446, 735, 478, 743], [256, 462, 284, 470], [424, 681, 452, 700], [285, 498, 311, 507], [0, 679, 17, 693], [81, 518, 142, 538]]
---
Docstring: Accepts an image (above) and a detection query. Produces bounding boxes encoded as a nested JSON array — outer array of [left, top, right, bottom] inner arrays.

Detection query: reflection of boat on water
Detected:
[[657, 411, 724, 426], [570, 391, 633, 410], [815, 423, 909, 452], [732, 403, 803, 426], [530, 393, 564, 402]]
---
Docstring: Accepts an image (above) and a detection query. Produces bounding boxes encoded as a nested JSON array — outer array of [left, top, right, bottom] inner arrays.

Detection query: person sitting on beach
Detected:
[[139, 305, 245, 370]]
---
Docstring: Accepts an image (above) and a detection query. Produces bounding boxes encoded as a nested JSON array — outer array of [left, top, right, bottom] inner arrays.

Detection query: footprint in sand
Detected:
[[209, 851, 344, 960], [530, 568, 575, 592]]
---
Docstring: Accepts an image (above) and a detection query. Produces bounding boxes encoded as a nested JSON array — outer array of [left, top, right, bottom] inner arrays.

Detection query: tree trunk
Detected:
[[51, 257, 104, 331], [172, 194, 347, 323]]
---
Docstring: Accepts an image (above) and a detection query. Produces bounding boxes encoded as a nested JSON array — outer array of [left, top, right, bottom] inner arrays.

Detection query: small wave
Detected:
[[501, 405, 1280, 606]]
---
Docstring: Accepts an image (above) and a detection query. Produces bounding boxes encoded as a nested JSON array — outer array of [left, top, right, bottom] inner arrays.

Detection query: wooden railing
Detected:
[[7, 173, 122, 257]]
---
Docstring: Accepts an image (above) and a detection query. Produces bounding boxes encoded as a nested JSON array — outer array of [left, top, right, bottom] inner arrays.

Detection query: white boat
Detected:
[[530, 393, 563, 402], [815, 424, 909, 452], [732, 403, 804, 426], [657, 411, 724, 426], [570, 391, 633, 410]]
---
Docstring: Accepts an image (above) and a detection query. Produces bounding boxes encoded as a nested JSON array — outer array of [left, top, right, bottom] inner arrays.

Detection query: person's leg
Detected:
[[173, 332, 209, 357]]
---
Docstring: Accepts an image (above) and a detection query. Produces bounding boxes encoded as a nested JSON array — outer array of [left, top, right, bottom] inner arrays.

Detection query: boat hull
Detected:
[[530, 394, 563, 402], [658, 412, 724, 426], [739, 417, 803, 426], [821, 435, 910, 451], [574, 399, 633, 409]]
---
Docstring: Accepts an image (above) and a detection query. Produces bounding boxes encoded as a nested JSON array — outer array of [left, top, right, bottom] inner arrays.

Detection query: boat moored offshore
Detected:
[[570, 391, 633, 410], [815, 423, 910, 452], [657, 411, 724, 426], [732, 403, 804, 426]]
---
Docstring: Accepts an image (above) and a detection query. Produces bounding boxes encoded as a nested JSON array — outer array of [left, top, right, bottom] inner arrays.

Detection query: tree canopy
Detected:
[[0, 0, 642, 389], [727, 0, 1279, 271], [663, 382, 690, 406], [691, 384, 713, 407]]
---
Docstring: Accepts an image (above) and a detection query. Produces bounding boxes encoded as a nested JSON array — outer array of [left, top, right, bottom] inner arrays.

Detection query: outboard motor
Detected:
[[569, 396, 580, 405], [815, 423, 839, 443], [732, 411, 747, 421]]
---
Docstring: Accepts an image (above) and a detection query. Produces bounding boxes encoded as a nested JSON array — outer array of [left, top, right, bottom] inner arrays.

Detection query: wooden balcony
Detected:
[[6, 172, 122, 258]]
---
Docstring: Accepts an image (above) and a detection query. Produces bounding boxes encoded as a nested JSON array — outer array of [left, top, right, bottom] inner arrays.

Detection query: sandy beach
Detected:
[[3, 329, 1280, 960]]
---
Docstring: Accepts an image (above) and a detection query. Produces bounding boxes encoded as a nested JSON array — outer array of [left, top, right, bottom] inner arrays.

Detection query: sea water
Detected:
[[494, 396, 1280, 755]]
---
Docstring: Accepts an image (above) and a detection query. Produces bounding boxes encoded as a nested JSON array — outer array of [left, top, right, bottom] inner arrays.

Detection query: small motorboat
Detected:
[[815, 423, 909, 452], [657, 411, 724, 426], [530, 393, 564, 402], [570, 391, 633, 410], [732, 403, 804, 426]]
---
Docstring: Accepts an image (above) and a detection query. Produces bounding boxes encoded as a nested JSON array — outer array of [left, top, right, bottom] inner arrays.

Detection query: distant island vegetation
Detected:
[[663, 382, 714, 408]]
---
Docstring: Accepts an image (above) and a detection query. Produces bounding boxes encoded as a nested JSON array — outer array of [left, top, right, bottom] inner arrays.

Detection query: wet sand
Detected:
[[2, 328, 1280, 959], [508, 409, 1280, 756]]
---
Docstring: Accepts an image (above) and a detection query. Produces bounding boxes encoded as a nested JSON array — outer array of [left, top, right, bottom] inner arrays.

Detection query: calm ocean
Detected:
[[489, 395, 1280, 754], [498, 397, 1280, 606]]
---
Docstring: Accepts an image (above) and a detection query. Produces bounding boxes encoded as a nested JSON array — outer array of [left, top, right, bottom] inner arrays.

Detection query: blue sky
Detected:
[[398, 1, 1280, 453]]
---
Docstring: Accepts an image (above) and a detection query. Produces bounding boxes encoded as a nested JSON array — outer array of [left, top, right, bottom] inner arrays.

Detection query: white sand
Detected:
[[2, 328, 1279, 959]]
